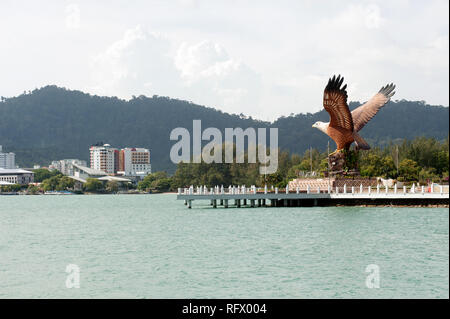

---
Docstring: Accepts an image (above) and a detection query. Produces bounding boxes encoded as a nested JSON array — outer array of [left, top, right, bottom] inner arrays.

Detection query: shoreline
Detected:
[[0, 191, 178, 196], [3, 192, 448, 208]]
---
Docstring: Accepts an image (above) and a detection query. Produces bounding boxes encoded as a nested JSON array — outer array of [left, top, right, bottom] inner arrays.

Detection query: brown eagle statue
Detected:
[[312, 74, 395, 153]]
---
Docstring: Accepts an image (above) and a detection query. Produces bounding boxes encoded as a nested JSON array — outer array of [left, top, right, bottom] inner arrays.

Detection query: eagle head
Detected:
[[312, 121, 328, 133]]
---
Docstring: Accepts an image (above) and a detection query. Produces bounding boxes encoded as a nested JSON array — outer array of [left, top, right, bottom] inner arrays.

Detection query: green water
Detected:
[[0, 194, 448, 298]]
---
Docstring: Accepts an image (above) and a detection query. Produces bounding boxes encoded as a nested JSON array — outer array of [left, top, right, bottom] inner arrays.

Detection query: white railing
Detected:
[[180, 183, 450, 196]]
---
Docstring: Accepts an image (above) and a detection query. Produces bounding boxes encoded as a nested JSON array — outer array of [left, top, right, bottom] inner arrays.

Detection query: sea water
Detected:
[[0, 194, 448, 298]]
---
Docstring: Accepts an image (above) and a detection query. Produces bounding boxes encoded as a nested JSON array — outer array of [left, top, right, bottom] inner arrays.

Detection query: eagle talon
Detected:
[[329, 150, 338, 156], [329, 149, 342, 156]]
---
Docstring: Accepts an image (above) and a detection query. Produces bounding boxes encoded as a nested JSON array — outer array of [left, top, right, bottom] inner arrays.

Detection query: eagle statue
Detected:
[[312, 75, 395, 153]]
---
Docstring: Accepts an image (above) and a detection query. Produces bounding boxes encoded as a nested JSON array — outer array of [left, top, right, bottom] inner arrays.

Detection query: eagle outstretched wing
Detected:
[[351, 83, 395, 132], [323, 75, 353, 132]]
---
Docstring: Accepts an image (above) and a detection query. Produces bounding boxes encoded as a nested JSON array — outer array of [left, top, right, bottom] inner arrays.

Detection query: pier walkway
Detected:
[[177, 184, 449, 208]]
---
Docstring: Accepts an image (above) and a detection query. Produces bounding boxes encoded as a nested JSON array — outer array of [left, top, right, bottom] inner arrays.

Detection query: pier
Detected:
[[177, 184, 449, 208]]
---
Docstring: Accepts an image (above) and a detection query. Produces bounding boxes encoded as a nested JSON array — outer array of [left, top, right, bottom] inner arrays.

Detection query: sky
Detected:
[[0, 0, 448, 120]]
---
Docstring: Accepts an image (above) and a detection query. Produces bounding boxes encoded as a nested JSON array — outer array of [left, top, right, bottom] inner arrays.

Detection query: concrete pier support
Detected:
[[188, 200, 192, 209], [213, 199, 217, 208], [250, 199, 255, 207], [224, 199, 228, 208], [237, 199, 241, 208], [220, 199, 223, 206], [243, 199, 247, 206]]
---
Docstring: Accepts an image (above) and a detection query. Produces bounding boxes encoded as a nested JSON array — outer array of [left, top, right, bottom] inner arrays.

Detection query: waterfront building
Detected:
[[0, 168, 34, 184], [69, 164, 131, 190], [72, 163, 108, 180], [97, 175, 132, 188], [88, 144, 151, 178], [0, 145, 15, 169], [49, 159, 87, 176], [118, 147, 151, 178], [90, 144, 119, 175]]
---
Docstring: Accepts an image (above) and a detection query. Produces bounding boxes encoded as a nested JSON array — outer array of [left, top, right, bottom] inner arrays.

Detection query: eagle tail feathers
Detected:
[[353, 132, 371, 150]]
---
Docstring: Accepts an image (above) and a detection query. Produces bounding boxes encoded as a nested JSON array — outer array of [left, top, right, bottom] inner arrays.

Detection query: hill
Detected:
[[0, 86, 448, 171]]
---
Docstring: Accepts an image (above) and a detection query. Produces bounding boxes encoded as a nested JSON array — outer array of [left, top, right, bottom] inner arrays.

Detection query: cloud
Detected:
[[332, 4, 384, 30], [175, 41, 231, 84], [264, 1, 448, 113], [90, 26, 179, 98], [65, 4, 80, 29], [1, 1, 447, 120], [90, 27, 262, 116], [88, 0, 448, 120], [174, 41, 262, 114]]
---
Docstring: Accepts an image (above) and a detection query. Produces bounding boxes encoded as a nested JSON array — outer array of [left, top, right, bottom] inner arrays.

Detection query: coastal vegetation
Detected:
[[33, 168, 61, 182], [137, 171, 172, 192], [1, 136, 447, 195], [169, 136, 449, 188]]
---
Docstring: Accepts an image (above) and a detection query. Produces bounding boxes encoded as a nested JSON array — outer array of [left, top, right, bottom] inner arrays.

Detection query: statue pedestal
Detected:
[[326, 149, 360, 177]]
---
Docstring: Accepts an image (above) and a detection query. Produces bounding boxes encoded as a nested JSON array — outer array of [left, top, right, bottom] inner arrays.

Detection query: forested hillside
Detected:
[[0, 86, 448, 171]]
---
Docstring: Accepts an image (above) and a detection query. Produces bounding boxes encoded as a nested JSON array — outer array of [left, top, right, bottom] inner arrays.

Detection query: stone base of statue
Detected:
[[325, 149, 360, 177]]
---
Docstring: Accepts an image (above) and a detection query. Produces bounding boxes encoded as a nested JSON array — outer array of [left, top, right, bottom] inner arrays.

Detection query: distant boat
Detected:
[[44, 190, 74, 195]]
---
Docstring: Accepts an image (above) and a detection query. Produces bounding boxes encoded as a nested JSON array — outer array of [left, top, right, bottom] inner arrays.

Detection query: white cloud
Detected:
[[90, 27, 262, 116], [175, 41, 231, 83], [323, 4, 384, 30], [90, 26, 179, 98], [65, 4, 80, 29], [0, 0, 448, 120], [174, 40, 262, 114]]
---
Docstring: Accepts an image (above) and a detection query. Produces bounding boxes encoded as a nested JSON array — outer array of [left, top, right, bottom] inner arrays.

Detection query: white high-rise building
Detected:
[[0, 145, 15, 169], [119, 147, 151, 178], [90, 144, 118, 175]]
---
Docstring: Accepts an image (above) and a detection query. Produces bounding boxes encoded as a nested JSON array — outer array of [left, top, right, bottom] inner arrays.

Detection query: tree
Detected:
[[259, 171, 284, 187], [33, 168, 60, 182], [84, 178, 103, 192], [56, 176, 75, 191], [41, 175, 61, 191], [0, 184, 21, 192], [206, 171, 225, 187], [138, 171, 168, 189], [381, 156, 397, 179], [106, 180, 119, 193], [169, 137, 449, 187], [27, 184, 39, 194], [418, 167, 439, 184], [398, 159, 420, 182], [151, 178, 172, 192], [360, 153, 383, 177]]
